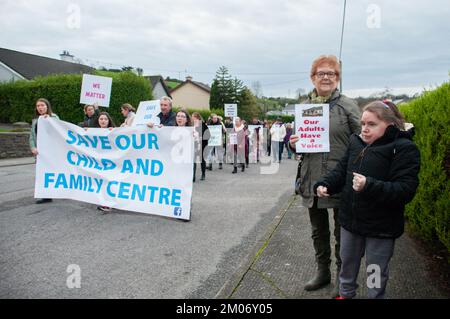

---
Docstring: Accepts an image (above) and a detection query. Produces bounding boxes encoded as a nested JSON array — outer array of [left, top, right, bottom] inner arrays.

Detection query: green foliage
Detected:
[[209, 67, 260, 122], [172, 107, 224, 122], [266, 114, 295, 123], [400, 82, 450, 253], [209, 66, 239, 108], [237, 88, 261, 121], [0, 72, 152, 126]]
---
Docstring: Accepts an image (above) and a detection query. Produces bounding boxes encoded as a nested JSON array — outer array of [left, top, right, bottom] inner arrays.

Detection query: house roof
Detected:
[[170, 78, 211, 94], [144, 75, 172, 98], [0, 47, 94, 80]]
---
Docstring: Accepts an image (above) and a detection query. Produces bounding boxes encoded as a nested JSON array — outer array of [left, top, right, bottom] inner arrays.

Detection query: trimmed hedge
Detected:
[[266, 114, 295, 123], [400, 82, 450, 253], [0, 71, 152, 126]]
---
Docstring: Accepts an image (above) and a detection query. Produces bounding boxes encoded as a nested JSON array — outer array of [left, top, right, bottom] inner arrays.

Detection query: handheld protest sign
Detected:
[[294, 104, 330, 153], [133, 100, 161, 126], [224, 104, 237, 117], [80, 74, 112, 107]]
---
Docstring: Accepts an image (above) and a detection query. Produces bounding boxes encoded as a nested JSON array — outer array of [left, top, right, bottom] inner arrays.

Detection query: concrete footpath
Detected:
[[216, 195, 449, 299]]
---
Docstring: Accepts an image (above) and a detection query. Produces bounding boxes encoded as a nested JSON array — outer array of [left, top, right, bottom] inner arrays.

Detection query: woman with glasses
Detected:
[[289, 55, 361, 297]]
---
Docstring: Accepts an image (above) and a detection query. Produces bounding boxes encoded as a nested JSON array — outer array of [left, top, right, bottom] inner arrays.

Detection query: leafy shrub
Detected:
[[400, 82, 450, 253]]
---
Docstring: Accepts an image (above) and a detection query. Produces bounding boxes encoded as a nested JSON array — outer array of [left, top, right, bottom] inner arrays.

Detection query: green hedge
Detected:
[[0, 71, 152, 126], [172, 107, 225, 122], [400, 82, 450, 253], [265, 114, 295, 123]]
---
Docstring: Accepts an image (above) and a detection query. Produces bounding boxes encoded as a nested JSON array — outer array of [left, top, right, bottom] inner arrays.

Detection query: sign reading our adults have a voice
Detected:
[[294, 104, 330, 153], [34, 117, 194, 220]]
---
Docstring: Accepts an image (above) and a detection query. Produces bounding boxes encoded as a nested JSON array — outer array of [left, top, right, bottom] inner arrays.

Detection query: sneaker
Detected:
[[36, 198, 52, 204], [97, 206, 111, 212]]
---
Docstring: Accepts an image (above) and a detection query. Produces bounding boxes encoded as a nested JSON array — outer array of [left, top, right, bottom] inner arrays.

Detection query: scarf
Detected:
[[309, 90, 332, 104]]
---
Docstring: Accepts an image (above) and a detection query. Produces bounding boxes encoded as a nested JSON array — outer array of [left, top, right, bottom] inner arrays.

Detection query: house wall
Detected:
[[152, 82, 169, 100], [0, 63, 24, 83], [171, 83, 210, 110]]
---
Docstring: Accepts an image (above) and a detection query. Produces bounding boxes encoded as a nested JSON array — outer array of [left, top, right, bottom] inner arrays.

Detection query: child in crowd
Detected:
[[315, 101, 420, 299]]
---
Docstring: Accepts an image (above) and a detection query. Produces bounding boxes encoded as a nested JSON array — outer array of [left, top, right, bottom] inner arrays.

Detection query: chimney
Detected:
[[186, 75, 193, 82], [60, 50, 75, 63]]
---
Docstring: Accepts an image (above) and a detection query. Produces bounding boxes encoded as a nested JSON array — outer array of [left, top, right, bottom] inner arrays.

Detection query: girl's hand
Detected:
[[31, 148, 38, 156], [289, 135, 299, 148], [352, 172, 366, 192], [316, 186, 329, 197]]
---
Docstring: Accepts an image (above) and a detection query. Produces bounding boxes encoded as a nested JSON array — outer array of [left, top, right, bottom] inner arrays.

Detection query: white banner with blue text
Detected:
[[35, 117, 194, 220]]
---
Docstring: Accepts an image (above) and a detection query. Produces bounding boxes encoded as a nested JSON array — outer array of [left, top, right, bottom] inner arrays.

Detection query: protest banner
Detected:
[[133, 100, 161, 126], [80, 74, 112, 107], [207, 125, 222, 146], [224, 104, 237, 117], [294, 104, 330, 153], [35, 117, 194, 220]]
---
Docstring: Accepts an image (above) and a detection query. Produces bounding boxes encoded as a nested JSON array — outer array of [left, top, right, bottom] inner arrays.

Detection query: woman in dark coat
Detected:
[[192, 112, 210, 181]]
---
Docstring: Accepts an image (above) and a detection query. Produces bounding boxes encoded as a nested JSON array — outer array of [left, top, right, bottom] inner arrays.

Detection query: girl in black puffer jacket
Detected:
[[314, 101, 420, 299]]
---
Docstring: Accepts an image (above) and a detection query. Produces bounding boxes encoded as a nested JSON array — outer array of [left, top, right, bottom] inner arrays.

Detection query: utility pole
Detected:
[[339, 0, 347, 92]]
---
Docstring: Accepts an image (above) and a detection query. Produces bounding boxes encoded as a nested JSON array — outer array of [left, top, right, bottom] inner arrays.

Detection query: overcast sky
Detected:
[[1, 0, 449, 97]]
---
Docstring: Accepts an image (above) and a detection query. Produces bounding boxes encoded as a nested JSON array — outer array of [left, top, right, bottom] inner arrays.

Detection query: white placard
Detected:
[[207, 125, 223, 146], [224, 104, 237, 117], [229, 133, 237, 145], [35, 117, 194, 220], [133, 100, 161, 126], [294, 104, 330, 153], [80, 74, 112, 107]]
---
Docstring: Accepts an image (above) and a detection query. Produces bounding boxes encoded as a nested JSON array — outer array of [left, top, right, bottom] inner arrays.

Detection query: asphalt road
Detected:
[[0, 157, 298, 298]]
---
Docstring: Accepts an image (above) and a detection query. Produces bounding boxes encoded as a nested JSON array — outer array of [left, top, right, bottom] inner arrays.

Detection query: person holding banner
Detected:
[[230, 117, 246, 174], [206, 113, 226, 170], [147, 96, 176, 128], [95, 112, 116, 212], [192, 112, 210, 181], [289, 55, 361, 297], [81, 103, 99, 128], [30, 98, 60, 204], [175, 110, 196, 183], [120, 103, 136, 127], [314, 102, 420, 298]]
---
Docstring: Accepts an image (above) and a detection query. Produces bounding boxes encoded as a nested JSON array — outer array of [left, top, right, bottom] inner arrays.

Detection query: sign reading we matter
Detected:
[[34, 118, 194, 220], [294, 104, 330, 153], [80, 74, 112, 107]]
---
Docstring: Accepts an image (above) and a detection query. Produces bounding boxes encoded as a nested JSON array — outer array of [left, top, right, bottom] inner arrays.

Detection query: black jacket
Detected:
[[314, 126, 420, 239], [157, 111, 176, 126]]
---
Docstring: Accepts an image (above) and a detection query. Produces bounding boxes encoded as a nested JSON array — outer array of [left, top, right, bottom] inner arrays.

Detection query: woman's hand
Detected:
[[352, 172, 366, 192], [289, 135, 299, 148], [31, 148, 38, 156], [316, 186, 329, 197]]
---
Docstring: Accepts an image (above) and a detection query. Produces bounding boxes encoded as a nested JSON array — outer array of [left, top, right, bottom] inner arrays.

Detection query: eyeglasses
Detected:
[[315, 72, 337, 79]]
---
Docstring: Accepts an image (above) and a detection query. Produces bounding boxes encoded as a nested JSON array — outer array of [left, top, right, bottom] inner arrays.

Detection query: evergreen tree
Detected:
[[209, 66, 237, 109], [238, 88, 260, 121]]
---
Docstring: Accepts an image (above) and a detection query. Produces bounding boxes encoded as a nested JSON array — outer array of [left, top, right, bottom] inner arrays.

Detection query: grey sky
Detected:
[[1, 0, 449, 97]]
